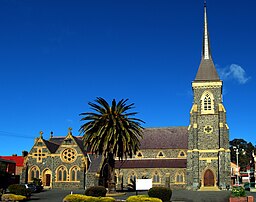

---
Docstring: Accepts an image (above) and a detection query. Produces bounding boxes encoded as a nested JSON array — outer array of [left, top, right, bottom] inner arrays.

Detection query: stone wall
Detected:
[[116, 168, 186, 190], [26, 140, 86, 189], [187, 83, 231, 190]]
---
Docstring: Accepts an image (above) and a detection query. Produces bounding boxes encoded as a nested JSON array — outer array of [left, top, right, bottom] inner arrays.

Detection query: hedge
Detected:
[[126, 195, 162, 202], [63, 194, 115, 202], [1, 193, 26, 201]]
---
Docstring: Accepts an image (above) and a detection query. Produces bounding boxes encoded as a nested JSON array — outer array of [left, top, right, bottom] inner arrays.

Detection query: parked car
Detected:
[[244, 182, 256, 191], [243, 182, 250, 191], [23, 183, 37, 193], [34, 184, 43, 192]]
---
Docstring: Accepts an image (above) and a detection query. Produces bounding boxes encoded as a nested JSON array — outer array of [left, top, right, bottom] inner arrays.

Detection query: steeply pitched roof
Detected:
[[115, 159, 187, 169], [73, 136, 87, 155], [194, 2, 220, 81], [88, 154, 104, 172], [140, 127, 188, 149], [48, 135, 86, 155], [42, 139, 59, 153], [48, 136, 66, 145], [195, 59, 220, 81]]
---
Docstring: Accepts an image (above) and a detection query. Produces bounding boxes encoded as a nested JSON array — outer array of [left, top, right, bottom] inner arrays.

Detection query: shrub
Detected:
[[126, 195, 162, 202], [148, 186, 172, 202], [1, 193, 26, 201], [231, 186, 246, 197], [63, 194, 115, 202], [99, 197, 116, 202], [85, 186, 107, 197], [8, 184, 31, 197]]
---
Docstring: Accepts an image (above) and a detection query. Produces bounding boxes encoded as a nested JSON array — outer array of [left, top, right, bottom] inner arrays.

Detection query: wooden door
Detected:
[[204, 169, 214, 186], [46, 174, 51, 186]]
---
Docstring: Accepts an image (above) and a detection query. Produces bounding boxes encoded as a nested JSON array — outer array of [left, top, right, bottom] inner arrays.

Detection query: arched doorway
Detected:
[[42, 169, 52, 188], [204, 169, 215, 186]]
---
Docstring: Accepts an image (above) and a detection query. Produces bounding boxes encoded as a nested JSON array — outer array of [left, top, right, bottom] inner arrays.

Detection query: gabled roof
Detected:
[[140, 127, 188, 149], [49, 130, 87, 156], [30, 130, 86, 155], [42, 139, 59, 153], [29, 136, 52, 154]]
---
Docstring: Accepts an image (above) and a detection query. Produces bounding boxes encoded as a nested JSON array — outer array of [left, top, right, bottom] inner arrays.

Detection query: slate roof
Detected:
[[140, 127, 188, 149], [88, 154, 104, 172], [42, 127, 188, 154], [48, 136, 66, 145], [73, 136, 87, 155], [195, 58, 220, 81], [43, 139, 59, 153], [115, 159, 187, 169]]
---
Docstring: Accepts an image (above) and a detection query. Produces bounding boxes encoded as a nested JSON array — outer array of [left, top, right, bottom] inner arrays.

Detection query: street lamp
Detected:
[[233, 146, 240, 185], [233, 146, 246, 186], [247, 170, 250, 183]]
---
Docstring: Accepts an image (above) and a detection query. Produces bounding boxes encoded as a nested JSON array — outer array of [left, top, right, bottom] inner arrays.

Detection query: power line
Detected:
[[0, 130, 35, 139]]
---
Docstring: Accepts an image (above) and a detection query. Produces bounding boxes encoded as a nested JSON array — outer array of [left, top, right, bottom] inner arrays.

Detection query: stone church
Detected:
[[23, 3, 230, 190]]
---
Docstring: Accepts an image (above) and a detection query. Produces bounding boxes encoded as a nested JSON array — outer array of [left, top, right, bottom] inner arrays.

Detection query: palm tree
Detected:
[[79, 97, 144, 192]]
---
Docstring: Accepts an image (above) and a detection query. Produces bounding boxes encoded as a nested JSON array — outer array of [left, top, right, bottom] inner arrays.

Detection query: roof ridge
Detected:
[[144, 126, 187, 129]]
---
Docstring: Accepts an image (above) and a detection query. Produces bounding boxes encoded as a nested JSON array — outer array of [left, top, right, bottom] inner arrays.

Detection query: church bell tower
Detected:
[[186, 2, 231, 190]]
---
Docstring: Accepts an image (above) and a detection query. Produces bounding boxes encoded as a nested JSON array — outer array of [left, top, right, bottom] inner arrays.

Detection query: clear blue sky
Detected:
[[0, 0, 255, 156]]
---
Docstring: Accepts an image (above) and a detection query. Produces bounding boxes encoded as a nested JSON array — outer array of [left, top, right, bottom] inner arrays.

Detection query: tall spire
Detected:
[[203, 1, 211, 60], [194, 1, 220, 81]]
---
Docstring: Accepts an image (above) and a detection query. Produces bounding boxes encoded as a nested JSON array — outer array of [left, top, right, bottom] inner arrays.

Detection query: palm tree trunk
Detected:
[[107, 152, 116, 193]]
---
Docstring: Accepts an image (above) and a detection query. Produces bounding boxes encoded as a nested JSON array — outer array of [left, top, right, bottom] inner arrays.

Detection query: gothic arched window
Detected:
[[201, 91, 214, 114], [152, 171, 160, 183], [204, 94, 212, 110], [70, 166, 80, 181], [128, 171, 136, 184], [175, 172, 185, 183], [56, 166, 68, 181], [29, 166, 40, 182]]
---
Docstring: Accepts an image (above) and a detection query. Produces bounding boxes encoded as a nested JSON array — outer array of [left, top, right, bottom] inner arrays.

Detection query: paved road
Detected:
[[29, 189, 256, 202], [30, 189, 84, 202]]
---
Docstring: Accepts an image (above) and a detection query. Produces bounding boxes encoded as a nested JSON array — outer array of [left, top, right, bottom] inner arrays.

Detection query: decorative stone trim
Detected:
[[61, 148, 77, 163]]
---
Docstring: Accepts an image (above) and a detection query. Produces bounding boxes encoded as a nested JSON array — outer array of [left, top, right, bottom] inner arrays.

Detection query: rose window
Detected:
[[61, 148, 77, 163]]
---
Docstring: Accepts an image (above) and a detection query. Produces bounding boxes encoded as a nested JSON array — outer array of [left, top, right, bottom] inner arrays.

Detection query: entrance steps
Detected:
[[198, 186, 220, 191]]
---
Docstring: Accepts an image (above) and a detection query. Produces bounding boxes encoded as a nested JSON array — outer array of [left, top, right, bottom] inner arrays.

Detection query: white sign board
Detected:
[[136, 179, 152, 191]]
